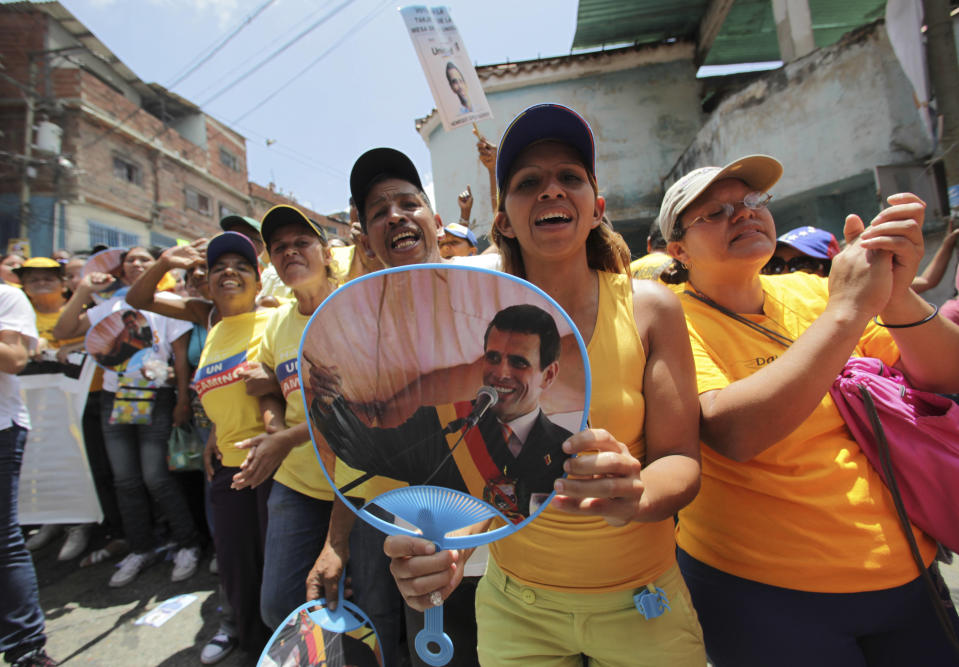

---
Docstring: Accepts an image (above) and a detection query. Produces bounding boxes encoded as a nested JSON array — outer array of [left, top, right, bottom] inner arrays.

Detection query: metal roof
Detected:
[[572, 0, 887, 66]]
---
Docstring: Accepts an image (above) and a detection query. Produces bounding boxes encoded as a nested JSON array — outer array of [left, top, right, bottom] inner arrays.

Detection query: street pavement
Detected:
[[32, 541, 253, 666], [29, 536, 959, 666]]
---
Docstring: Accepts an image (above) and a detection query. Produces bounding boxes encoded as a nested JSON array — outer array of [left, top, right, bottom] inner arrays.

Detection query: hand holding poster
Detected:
[[400, 6, 493, 131]]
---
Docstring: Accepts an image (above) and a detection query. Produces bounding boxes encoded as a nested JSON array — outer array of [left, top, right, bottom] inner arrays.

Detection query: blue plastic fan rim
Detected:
[[256, 598, 382, 667], [297, 263, 592, 550]]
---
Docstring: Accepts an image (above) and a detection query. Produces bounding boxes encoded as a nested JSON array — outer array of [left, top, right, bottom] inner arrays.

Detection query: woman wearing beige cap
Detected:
[[660, 155, 959, 665]]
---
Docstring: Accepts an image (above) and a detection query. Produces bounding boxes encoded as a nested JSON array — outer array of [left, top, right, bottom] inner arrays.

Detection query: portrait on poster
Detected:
[[301, 266, 588, 527], [85, 309, 153, 372], [399, 6, 493, 131]]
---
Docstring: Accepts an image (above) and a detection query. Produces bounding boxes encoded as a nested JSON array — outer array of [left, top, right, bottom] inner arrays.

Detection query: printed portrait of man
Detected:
[[445, 61, 472, 115], [90, 309, 152, 369], [308, 304, 571, 523]]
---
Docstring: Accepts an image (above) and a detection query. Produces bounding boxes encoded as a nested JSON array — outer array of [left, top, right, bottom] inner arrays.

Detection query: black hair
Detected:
[[357, 173, 433, 230], [483, 304, 560, 369], [120, 245, 162, 263], [445, 61, 463, 82], [647, 221, 666, 251]]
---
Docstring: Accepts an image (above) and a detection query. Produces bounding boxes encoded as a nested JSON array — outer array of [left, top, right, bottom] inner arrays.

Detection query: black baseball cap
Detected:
[[349, 148, 424, 223], [260, 205, 327, 253]]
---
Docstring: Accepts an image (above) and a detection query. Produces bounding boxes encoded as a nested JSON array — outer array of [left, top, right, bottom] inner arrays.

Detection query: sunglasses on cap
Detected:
[[760, 255, 831, 276]]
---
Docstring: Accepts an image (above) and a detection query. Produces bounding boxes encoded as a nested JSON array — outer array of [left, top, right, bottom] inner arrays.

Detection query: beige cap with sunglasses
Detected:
[[658, 155, 784, 241]]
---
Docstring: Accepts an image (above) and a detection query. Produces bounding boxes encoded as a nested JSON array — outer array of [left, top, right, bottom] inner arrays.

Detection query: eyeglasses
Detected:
[[680, 191, 773, 237], [760, 255, 831, 276]]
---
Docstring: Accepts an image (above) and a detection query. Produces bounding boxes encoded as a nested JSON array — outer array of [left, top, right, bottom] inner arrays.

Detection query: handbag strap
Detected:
[[857, 384, 959, 656], [686, 287, 959, 653], [683, 290, 793, 348]]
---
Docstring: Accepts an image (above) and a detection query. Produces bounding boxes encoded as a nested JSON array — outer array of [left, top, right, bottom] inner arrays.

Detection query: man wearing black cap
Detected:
[[349, 148, 444, 268], [303, 147, 481, 666]]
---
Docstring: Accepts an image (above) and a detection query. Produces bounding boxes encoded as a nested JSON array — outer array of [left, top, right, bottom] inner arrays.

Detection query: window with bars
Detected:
[[219, 147, 241, 172], [113, 155, 142, 186], [88, 221, 140, 249], [150, 231, 177, 248], [218, 203, 238, 220], [185, 187, 212, 216]]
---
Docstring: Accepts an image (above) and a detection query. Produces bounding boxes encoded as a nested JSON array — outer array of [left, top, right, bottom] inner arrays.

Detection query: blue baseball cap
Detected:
[[443, 222, 478, 247], [777, 226, 840, 259], [495, 104, 596, 196], [206, 231, 260, 273]]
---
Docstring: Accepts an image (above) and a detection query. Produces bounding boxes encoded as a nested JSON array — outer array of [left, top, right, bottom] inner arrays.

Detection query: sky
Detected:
[[58, 0, 582, 214]]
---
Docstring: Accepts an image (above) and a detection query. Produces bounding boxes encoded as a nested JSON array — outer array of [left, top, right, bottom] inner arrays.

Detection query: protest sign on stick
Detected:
[[400, 5, 492, 131]]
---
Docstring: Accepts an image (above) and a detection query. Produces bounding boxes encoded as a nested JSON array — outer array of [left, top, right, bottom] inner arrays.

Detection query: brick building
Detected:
[[0, 1, 253, 256], [249, 181, 350, 241]]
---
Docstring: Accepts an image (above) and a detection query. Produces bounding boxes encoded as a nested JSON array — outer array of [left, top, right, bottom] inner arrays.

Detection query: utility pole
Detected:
[[922, 0, 959, 204], [19, 58, 37, 240]]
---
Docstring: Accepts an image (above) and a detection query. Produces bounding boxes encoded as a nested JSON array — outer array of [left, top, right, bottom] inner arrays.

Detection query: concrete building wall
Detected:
[[419, 43, 703, 251], [670, 23, 934, 237]]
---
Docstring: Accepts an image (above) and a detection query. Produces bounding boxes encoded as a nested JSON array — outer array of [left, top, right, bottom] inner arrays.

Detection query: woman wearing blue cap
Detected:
[[192, 232, 278, 657], [385, 104, 705, 665]]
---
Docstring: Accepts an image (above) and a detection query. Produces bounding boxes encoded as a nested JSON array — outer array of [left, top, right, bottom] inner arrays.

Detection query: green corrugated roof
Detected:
[[572, 0, 887, 66], [572, 0, 710, 48]]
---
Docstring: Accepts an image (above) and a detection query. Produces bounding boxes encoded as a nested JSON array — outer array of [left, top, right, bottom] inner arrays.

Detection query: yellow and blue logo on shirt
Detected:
[[276, 357, 299, 400], [194, 350, 250, 399]]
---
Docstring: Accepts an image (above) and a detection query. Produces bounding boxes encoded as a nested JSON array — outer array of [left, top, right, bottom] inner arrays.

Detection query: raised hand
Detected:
[[457, 185, 473, 220], [859, 192, 926, 307], [160, 239, 207, 271]]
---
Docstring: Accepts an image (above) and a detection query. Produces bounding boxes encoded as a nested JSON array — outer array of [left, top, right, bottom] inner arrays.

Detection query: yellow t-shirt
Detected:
[[195, 309, 271, 467], [630, 253, 682, 294], [329, 246, 354, 285], [630, 252, 672, 281], [676, 272, 937, 592], [490, 271, 677, 592], [257, 301, 400, 502], [257, 302, 335, 502], [33, 308, 84, 347]]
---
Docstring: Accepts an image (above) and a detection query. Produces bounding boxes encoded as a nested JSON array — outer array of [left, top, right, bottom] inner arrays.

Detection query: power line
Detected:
[[231, 0, 391, 125], [165, 0, 277, 89], [185, 1, 338, 98], [198, 0, 356, 107]]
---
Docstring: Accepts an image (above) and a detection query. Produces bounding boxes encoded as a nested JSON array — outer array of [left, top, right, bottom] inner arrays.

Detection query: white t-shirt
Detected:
[[0, 285, 38, 429], [87, 297, 193, 393]]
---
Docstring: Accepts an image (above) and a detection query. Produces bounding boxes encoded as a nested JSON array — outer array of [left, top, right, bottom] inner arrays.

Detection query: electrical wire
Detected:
[[230, 0, 391, 125], [165, 0, 277, 89], [187, 0, 339, 97], [197, 0, 356, 107]]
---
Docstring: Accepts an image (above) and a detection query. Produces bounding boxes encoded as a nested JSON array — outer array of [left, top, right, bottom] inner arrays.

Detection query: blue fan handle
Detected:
[[414, 605, 454, 666]]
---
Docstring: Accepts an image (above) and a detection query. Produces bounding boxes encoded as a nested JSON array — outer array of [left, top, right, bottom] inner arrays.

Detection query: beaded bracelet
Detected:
[[873, 304, 939, 329]]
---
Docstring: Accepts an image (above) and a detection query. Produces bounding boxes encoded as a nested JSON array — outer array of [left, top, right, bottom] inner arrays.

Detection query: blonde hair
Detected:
[[492, 168, 630, 279]]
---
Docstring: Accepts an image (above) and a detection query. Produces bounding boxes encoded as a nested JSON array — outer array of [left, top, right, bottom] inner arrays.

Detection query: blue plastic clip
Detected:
[[633, 585, 671, 620]]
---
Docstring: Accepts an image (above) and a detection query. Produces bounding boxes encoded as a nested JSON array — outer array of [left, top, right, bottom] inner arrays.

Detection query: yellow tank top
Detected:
[[489, 271, 677, 592]]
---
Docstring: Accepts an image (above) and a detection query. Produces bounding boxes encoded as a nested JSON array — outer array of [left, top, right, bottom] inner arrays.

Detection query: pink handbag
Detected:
[[829, 357, 959, 554]]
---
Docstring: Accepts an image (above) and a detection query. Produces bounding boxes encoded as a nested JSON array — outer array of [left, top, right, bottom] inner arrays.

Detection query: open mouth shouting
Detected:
[[534, 208, 573, 227], [387, 226, 423, 252]]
